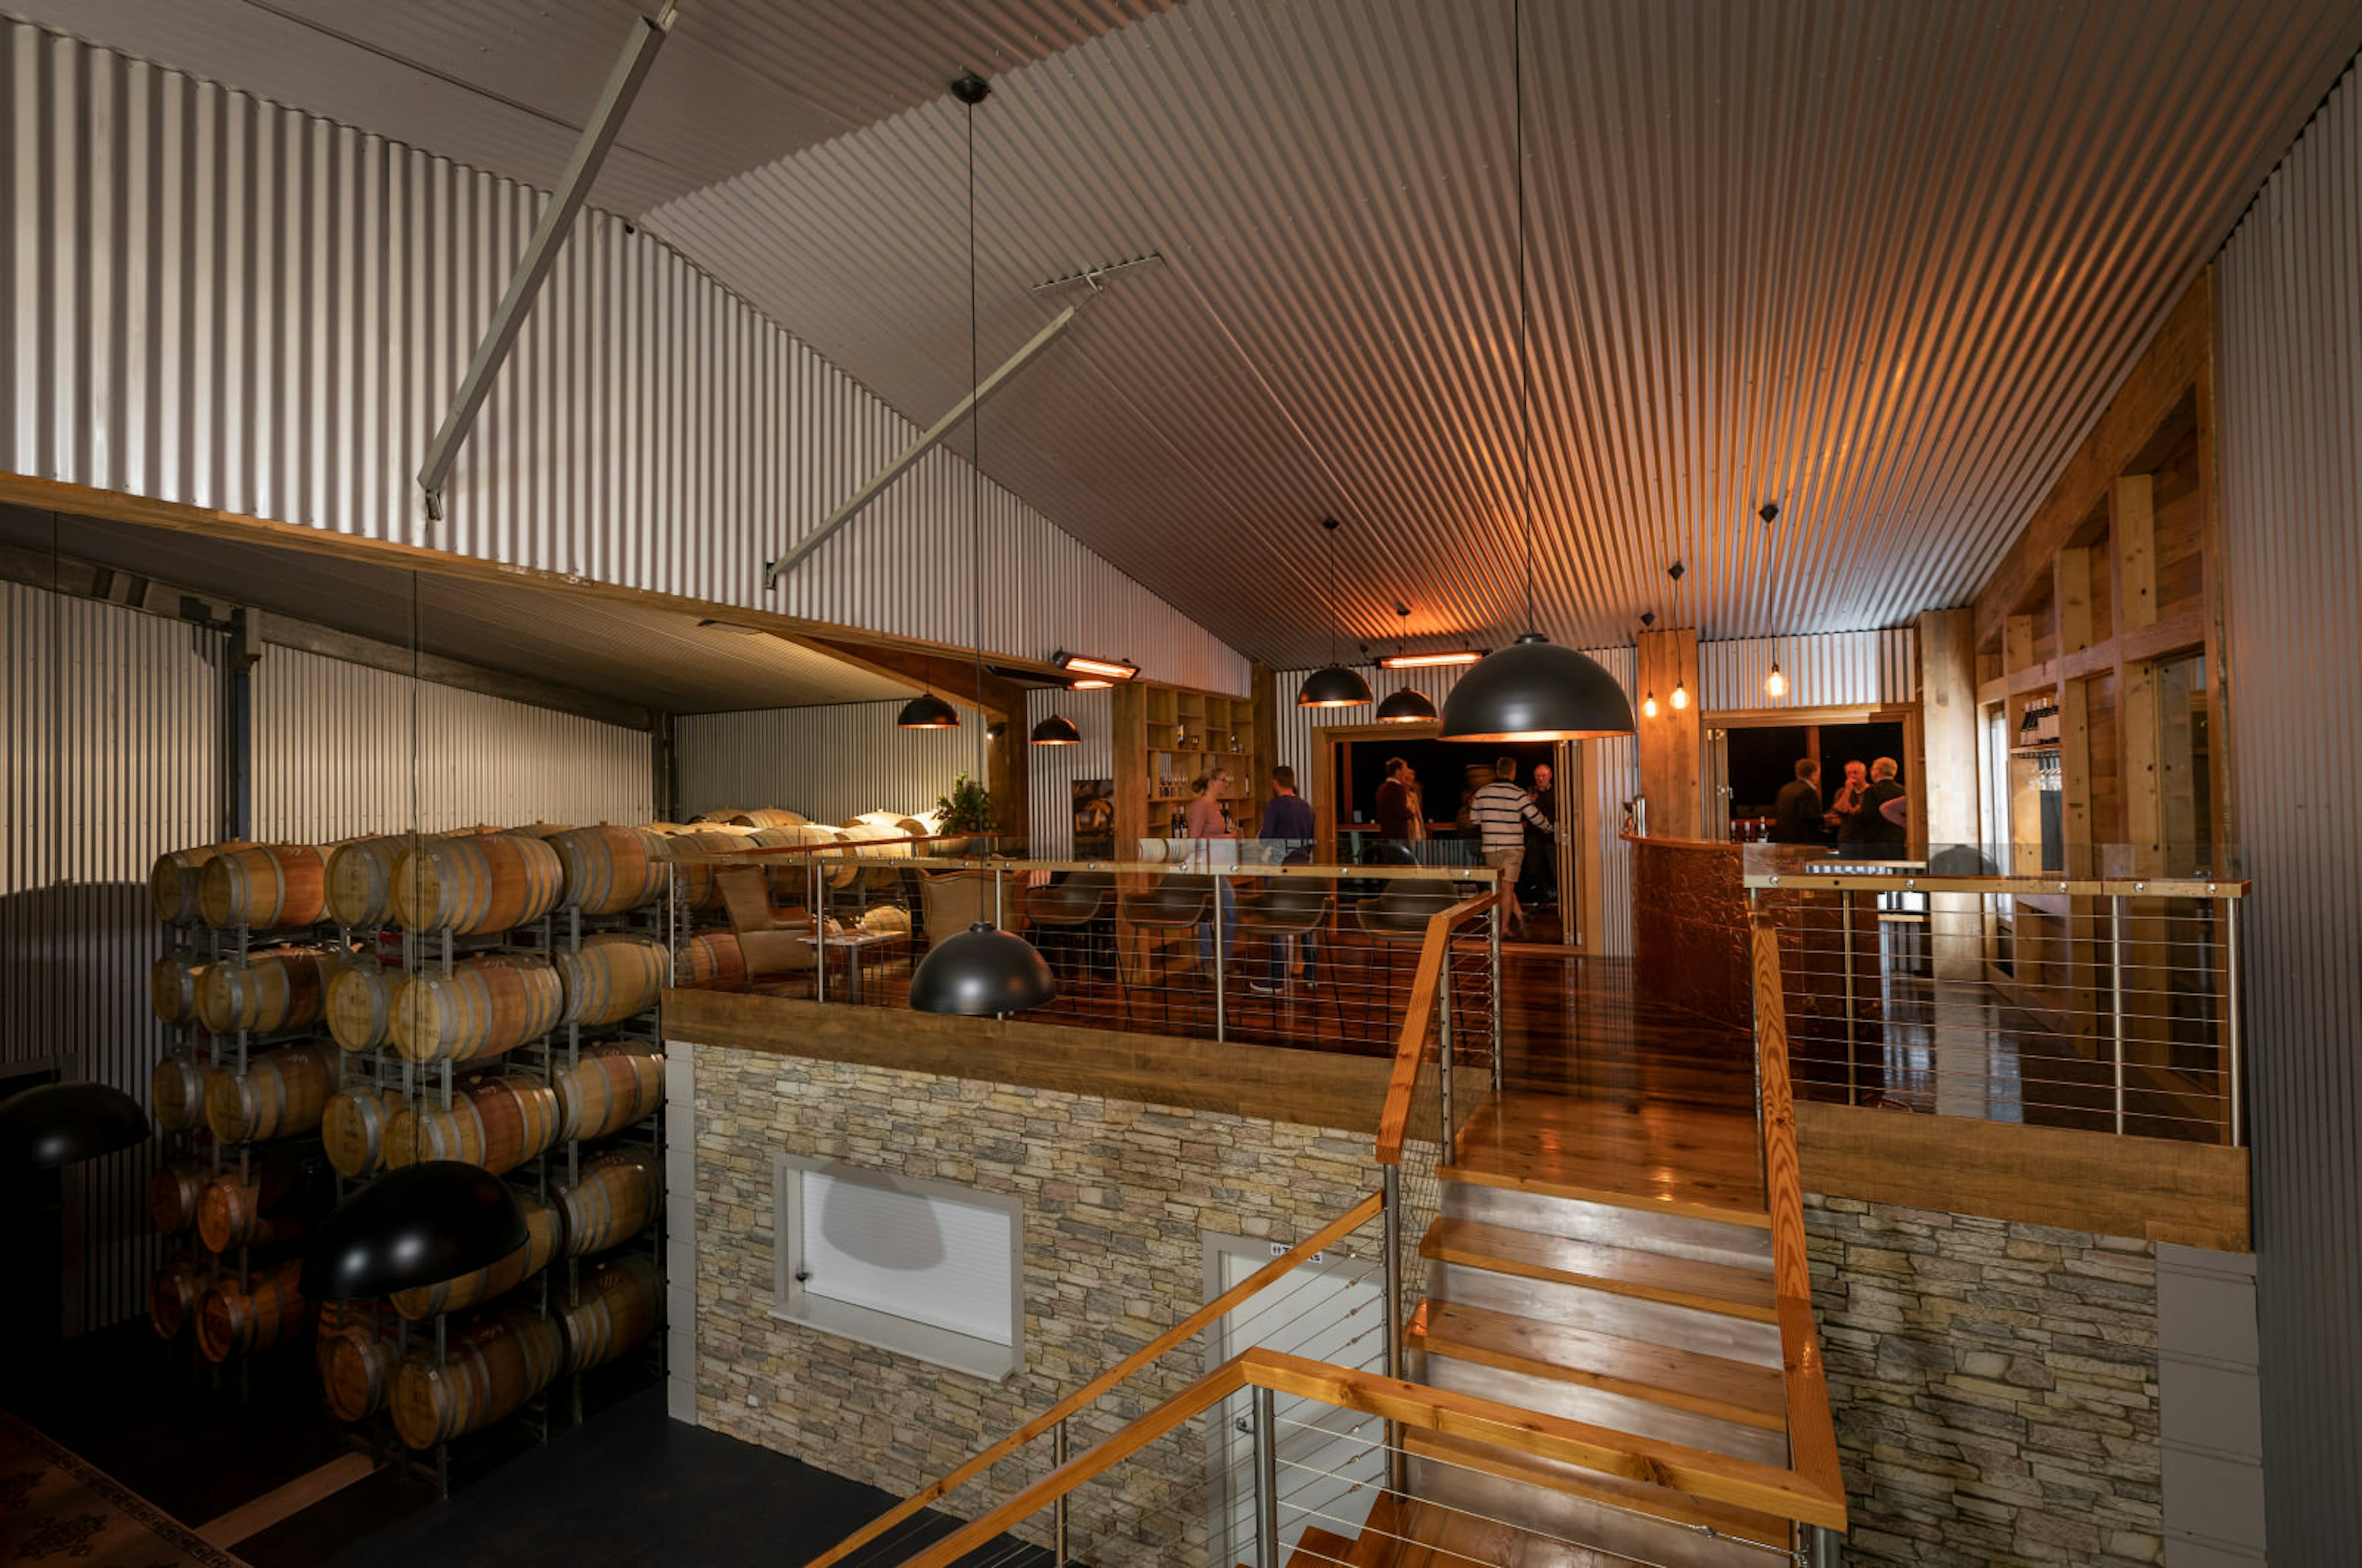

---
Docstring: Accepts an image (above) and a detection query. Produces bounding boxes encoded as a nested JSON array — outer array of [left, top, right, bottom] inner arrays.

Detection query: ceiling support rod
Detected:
[[416, 0, 677, 524], [764, 301, 1082, 587]]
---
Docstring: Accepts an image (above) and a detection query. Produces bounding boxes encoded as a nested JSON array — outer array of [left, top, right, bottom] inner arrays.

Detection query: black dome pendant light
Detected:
[[1297, 518, 1374, 708], [302, 1161, 532, 1301], [1028, 712, 1082, 746], [911, 71, 1056, 1017], [1377, 605, 1440, 724], [1439, 1, 1635, 744], [898, 691, 960, 728], [0, 1082, 148, 1171]]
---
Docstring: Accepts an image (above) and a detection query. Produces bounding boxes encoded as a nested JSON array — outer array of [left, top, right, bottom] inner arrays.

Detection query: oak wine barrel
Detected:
[[557, 1146, 660, 1257], [384, 1074, 561, 1177], [318, 1310, 400, 1422], [673, 931, 746, 991], [152, 1054, 207, 1132], [197, 1260, 309, 1361], [667, 829, 754, 911], [324, 960, 397, 1053], [746, 823, 845, 899], [388, 1196, 562, 1321], [323, 835, 418, 929], [559, 1253, 662, 1375], [555, 933, 667, 1028], [196, 1166, 312, 1252], [196, 945, 360, 1035], [149, 842, 252, 924], [149, 1158, 208, 1235], [389, 1302, 565, 1451], [550, 824, 670, 915], [203, 1043, 337, 1143], [391, 832, 564, 935], [696, 808, 808, 829], [151, 1256, 205, 1339], [198, 843, 328, 931], [860, 904, 912, 936], [322, 1083, 408, 1179], [149, 950, 207, 1025], [389, 953, 564, 1065], [553, 1043, 663, 1142]]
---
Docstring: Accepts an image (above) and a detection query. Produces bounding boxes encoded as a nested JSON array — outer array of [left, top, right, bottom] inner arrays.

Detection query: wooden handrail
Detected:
[[803, 1190, 1384, 1568], [1750, 913, 1849, 1529], [1374, 892, 1499, 1164], [897, 1348, 1849, 1567]]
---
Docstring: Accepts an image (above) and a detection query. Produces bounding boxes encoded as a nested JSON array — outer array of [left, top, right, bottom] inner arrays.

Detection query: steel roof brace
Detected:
[[416, 1, 677, 526]]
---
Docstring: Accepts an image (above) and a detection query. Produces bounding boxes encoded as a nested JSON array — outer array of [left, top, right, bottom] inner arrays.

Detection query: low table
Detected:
[[797, 928, 910, 1005]]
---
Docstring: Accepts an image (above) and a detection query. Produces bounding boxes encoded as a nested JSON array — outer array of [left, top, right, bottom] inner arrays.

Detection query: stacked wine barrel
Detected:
[[145, 838, 351, 1374], [145, 817, 682, 1460]]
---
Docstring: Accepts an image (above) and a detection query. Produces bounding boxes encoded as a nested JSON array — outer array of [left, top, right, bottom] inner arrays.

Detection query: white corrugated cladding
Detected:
[[250, 647, 653, 842], [1022, 686, 1115, 858], [1695, 629, 1919, 710], [2216, 58, 2362, 1559], [0, 21, 1247, 693], [1275, 643, 1640, 957], [673, 703, 977, 827], [1, 584, 221, 1335]]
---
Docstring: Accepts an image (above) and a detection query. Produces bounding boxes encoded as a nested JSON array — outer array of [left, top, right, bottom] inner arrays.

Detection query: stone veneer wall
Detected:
[[1806, 1194, 2164, 1566], [691, 1044, 1386, 1559]]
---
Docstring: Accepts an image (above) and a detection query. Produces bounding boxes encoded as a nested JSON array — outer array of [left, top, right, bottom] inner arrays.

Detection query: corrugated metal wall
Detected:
[[2, 584, 221, 1335], [0, 20, 1246, 693], [674, 703, 976, 827], [1022, 686, 1115, 858], [1695, 628, 1918, 711], [2215, 57, 2362, 1560], [1275, 643, 1642, 957], [252, 647, 653, 840]]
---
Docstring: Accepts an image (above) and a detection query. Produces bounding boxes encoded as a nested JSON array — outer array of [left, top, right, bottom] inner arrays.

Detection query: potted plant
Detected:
[[933, 772, 996, 858]]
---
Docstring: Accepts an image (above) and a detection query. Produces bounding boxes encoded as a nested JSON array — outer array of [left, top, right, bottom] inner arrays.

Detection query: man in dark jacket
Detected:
[[1771, 758, 1824, 845]]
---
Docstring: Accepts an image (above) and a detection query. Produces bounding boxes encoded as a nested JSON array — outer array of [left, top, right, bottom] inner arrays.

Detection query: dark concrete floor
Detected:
[[5, 1326, 1040, 1568]]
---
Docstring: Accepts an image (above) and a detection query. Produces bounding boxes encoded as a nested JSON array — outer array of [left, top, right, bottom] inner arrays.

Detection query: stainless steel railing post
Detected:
[[1840, 896, 1856, 1106], [1052, 1418, 1069, 1568], [1213, 872, 1228, 1042], [1381, 1165, 1406, 1494], [1489, 901, 1505, 1091], [2110, 894, 2126, 1135], [2225, 897, 2244, 1147], [1437, 958, 1456, 1151], [809, 857, 826, 1005], [1251, 1385, 1279, 1568]]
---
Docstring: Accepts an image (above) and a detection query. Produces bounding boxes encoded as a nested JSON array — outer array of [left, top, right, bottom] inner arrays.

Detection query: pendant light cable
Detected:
[[1514, 0, 1534, 635], [968, 89, 987, 800]]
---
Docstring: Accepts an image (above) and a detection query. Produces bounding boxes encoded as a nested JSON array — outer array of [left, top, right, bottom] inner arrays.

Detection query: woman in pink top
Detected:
[[1188, 770, 1238, 969]]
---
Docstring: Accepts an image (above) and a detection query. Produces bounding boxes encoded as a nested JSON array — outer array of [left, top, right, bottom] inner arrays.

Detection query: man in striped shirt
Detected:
[[1469, 757, 1553, 937]]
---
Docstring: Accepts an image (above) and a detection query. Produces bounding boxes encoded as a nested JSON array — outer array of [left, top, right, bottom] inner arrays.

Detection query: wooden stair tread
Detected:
[[1421, 1218, 1778, 1323], [1346, 1493, 1632, 1568], [1286, 1525, 1359, 1568], [1407, 1298, 1787, 1431], [1401, 1427, 1795, 1549], [1445, 1094, 1768, 1227]]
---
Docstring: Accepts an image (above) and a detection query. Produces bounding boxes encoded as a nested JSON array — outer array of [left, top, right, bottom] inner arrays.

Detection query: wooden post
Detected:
[[1917, 608, 1982, 981], [1636, 627, 1703, 839]]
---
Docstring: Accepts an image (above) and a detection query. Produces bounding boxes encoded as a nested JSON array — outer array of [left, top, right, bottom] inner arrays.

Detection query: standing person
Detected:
[[1374, 757, 1425, 846], [1863, 757, 1908, 859], [1520, 761, 1559, 909], [1771, 759, 1824, 845], [1830, 760, 1872, 848], [1470, 757, 1553, 936], [1187, 769, 1238, 972], [1251, 766, 1318, 996]]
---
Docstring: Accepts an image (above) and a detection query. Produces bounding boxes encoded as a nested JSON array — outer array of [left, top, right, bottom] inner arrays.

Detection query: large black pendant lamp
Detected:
[[1297, 517, 1374, 708], [897, 691, 960, 729], [1438, 1, 1634, 744], [1377, 605, 1441, 724], [302, 1161, 531, 1301], [0, 1083, 148, 1172], [910, 71, 1056, 1017]]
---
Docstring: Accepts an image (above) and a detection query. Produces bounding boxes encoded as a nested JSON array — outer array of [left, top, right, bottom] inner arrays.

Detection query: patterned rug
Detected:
[[0, 1409, 248, 1567]]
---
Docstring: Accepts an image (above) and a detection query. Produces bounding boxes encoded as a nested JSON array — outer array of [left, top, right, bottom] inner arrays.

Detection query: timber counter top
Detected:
[[661, 986, 1394, 1132]]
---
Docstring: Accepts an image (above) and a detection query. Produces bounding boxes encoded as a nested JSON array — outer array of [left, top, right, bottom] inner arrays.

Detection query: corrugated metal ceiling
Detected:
[[0, 511, 918, 714], [10, 1, 2360, 669]]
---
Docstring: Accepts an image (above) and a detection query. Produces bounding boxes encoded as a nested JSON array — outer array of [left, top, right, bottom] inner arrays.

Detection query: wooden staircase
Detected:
[[1380, 1090, 1821, 1565]]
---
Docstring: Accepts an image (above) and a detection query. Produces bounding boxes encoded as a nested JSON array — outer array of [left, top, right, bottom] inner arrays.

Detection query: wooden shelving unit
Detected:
[[1111, 681, 1268, 852]]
